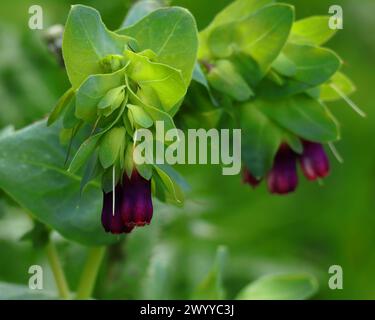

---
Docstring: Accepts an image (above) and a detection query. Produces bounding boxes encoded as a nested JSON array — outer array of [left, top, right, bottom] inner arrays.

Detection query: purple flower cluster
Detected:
[[243, 141, 330, 195]]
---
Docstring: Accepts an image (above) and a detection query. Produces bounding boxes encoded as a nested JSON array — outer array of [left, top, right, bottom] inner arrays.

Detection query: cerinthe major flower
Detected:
[[299, 140, 330, 181], [243, 141, 331, 195], [101, 170, 153, 234]]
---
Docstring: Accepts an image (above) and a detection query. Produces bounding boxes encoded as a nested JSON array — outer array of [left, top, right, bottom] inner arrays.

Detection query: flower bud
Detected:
[[97, 85, 126, 117], [242, 167, 261, 188], [299, 141, 330, 181], [100, 54, 125, 73]]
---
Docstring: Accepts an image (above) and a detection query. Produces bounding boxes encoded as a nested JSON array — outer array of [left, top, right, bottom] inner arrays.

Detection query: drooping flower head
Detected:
[[243, 140, 332, 195], [267, 144, 298, 195], [101, 170, 153, 234], [101, 186, 134, 234], [121, 170, 153, 229]]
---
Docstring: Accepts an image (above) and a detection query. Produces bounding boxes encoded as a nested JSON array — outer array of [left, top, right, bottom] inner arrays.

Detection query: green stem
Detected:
[[45, 241, 71, 299], [76, 247, 106, 300]]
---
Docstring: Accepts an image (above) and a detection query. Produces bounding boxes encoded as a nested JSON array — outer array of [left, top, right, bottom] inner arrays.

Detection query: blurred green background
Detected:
[[0, 0, 374, 299]]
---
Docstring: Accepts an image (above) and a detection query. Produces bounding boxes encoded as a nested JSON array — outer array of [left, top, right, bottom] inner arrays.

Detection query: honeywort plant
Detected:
[[47, 5, 198, 235], [0, 0, 360, 299]]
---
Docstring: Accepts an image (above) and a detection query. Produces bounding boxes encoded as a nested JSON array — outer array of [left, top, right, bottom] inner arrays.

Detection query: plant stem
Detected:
[[76, 246, 106, 300], [45, 241, 70, 299]]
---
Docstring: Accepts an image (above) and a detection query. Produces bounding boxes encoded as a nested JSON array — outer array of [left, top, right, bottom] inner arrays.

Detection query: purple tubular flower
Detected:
[[267, 144, 298, 195], [299, 141, 330, 181], [101, 170, 153, 234], [101, 187, 134, 234], [242, 167, 261, 188], [121, 170, 153, 228]]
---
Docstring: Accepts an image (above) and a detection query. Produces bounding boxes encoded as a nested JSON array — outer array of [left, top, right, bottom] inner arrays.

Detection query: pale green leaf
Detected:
[[241, 103, 282, 178], [208, 60, 254, 101], [122, 0, 164, 28], [47, 88, 75, 126], [99, 127, 126, 169], [261, 43, 342, 98], [320, 71, 356, 101], [236, 273, 318, 300], [192, 246, 227, 300], [75, 67, 126, 122], [125, 50, 186, 112], [208, 4, 294, 77], [290, 16, 337, 46], [119, 7, 198, 87], [127, 104, 154, 128], [259, 95, 340, 142], [199, 0, 274, 58], [63, 5, 133, 89]]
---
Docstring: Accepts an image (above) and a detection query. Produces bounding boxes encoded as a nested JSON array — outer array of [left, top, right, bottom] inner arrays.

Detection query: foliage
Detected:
[[0, 0, 367, 301]]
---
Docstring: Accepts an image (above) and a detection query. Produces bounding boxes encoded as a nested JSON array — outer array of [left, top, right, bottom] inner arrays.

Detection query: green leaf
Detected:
[[127, 104, 153, 128], [259, 95, 340, 142], [63, 5, 133, 89], [208, 60, 254, 101], [283, 132, 303, 154], [290, 16, 337, 46], [0, 121, 119, 246], [122, 0, 164, 28], [272, 53, 297, 77], [153, 164, 185, 206], [192, 63, 209, 89], [199, 0, 274, 58], [69, 105, 126, 173], [97, 85, 126, 117], [241, 103, 282, 178], [320, 71, 356, 101], [118, 7, 198, 87], [208, 4, 294, 77], [125, 50, 186, 112], [136, 163, 153, 181], [261, 43, 342, 98], [0, 282, 57, 300], [80, 149, 102, 194], [47, 88, 75, 126], [68, 134, 101, 174], [63, 96, 80, 129], [192, 246, 227, 300], [126, 79, 176, 132], [75, 67, 126, 122], [236, 273, 318, 300], [99, 127, 126, 169]]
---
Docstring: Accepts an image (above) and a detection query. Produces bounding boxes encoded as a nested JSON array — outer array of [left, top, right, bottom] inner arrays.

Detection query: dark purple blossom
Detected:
[[299, 141, 330, 181], [267, 144, 298, 195], [101, 170, 153, 234], [120, 170, 153, 228]]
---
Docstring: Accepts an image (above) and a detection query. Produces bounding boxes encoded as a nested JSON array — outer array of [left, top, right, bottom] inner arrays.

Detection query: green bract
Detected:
[[63, 5, 134, 89]]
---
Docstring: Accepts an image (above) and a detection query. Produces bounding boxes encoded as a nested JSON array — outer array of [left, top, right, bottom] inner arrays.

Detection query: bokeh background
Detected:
[[0, 0, 374, 299]]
